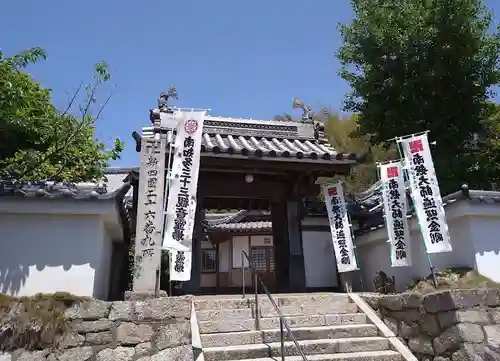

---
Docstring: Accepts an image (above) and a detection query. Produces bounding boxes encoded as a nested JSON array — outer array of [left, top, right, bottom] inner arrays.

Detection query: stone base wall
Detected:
[[361, 289, 500, 361], [0, 296, 193, 361]]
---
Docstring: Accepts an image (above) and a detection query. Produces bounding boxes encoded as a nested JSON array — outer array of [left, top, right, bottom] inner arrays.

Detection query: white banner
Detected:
[[322, 182, 358, 273], [379, 162, 412, 266], [169, 250, 193, 282], [163, 110, 206, 281], [398, 134, 452, 253]]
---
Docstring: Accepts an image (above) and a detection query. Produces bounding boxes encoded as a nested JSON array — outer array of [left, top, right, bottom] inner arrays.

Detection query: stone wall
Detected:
[[362, 289, 500, 361], [0, 296, 194, 361]]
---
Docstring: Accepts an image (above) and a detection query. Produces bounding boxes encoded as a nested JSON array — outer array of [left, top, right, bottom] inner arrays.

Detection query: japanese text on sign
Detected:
[[140, 141, 161, 256], [380, 162, 412, 267], [409, 139, 443, 245], [171, 137, 194, 243], [322, 183, 358, 273], [399, 134, 452, 254], [133, 136, 166, 291], [387, 167, 406, 260]]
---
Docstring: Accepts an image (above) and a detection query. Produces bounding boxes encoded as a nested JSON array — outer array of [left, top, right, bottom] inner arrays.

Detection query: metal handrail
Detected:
[[241, 251, 308, 361]]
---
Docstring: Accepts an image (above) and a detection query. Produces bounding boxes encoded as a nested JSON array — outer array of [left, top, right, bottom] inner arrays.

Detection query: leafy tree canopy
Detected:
[[0, 47, 123, 182], [338, 0, 500, 193], [474, 101, 500, 189], [324, 112, 397, 193], [274, 108, 396, 193]]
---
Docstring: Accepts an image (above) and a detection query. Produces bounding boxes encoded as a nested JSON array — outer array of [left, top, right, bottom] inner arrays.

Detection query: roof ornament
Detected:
[[149, 86, 178, 124], [292, 97, 314, 124], [158, 86, 178, 113]]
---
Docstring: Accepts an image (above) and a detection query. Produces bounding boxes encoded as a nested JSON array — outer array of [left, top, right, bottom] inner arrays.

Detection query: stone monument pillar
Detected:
[[129, 118, 167, 299]]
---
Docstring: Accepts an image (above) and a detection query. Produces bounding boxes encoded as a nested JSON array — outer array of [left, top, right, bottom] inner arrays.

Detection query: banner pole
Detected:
[[395, 138, 438, 288], [162, 115, 177, 295]]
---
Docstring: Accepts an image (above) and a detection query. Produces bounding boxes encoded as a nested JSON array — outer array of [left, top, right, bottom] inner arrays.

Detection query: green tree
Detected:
[[338, 0, 500, 193], [0, 47, 123, 182], [472, 102, 500, 188], [324, 112, 397, 193]]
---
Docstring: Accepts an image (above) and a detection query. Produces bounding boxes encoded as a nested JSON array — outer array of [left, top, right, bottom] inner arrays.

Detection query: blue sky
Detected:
[[2, 0, 499, 167]]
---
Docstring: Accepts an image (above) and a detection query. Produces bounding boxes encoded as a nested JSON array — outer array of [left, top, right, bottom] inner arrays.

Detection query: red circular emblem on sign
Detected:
[[184, 119, 198, 135]]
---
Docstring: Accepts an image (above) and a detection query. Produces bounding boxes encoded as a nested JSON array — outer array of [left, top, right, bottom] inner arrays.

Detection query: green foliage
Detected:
[[338, 0, 500, 193], [471, 101, 500, 188], [0, 48, 124, 182], [323, 112, 397, 193]]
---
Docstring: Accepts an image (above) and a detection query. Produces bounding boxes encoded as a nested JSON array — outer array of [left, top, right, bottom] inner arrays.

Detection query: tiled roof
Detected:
[[0, 180, 129, 200], [199, 133, 356, 161], [204, 210, 249, 225], [141, 113, 362, 164], [210, 221, 273, 232], [354, 187, 500, 235], [0, 176, 134, 240], [0, 167, 138, 201], [104, 168, 135, 198], [204, 210, 272, 232]]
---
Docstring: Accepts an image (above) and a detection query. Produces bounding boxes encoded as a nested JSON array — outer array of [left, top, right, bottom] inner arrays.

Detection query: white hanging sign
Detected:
[[169, 250, 193, 282], [398, 133, 452, 253], [321, 182, 358, 273], [163, 110, 206, 281], [379, 162, 412, 266]]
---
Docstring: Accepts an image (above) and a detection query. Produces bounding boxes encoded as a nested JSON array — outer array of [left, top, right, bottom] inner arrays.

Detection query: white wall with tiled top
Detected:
[[0, 213, 113, 298], [354, 201, 500, 291], [0, 199, 121, 299]]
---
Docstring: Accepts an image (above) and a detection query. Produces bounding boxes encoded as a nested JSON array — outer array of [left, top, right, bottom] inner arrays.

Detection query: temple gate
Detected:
[[130, 95, 362, 297]]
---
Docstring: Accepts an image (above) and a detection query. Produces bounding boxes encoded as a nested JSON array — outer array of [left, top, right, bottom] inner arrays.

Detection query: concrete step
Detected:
[[199, 318, 257, 333], [223, 350, 403, 361], [201, 324, 379, 347], [198, 313, 368, 333], [194, 293, 351, 311], [259, 313, 368, 329], [257, 302, 359, 317], [196, 305, 363, 323], [203, 337, 390, 361], [194, 297, 250, 310], [196, 308, 253, 322], [254, 294, 351, 309]]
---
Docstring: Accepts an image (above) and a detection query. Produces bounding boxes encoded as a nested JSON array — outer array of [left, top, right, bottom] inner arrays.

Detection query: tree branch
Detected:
[[61, 81, 84, 116], [94, 84, 117, 122]]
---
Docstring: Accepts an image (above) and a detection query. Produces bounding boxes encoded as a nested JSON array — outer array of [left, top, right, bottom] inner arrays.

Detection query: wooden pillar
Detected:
[[183, 198, 204, 294], [286, 199, 307, 292], [271, 200, 289, 292]]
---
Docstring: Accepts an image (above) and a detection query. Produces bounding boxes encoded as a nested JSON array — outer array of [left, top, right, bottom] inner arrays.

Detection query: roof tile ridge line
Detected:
[[0, 180, 105, 191], [105, 167, 140, 174], [204, 115, 296, 124], [204, 209, 248, 226]]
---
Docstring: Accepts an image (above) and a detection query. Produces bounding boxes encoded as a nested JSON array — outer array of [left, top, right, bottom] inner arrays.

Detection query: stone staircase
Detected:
[[193, 293, 408, 361]]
